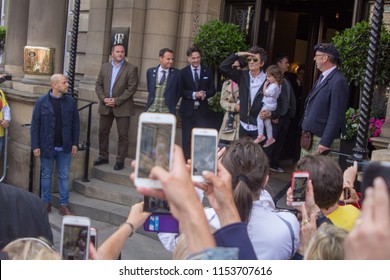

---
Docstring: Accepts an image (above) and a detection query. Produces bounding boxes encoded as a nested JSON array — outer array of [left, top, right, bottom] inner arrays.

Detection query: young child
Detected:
[[254, 65, 283, 147]]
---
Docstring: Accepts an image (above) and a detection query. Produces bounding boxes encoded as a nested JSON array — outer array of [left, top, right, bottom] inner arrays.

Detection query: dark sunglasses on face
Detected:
[[247, 57, 259, 63]]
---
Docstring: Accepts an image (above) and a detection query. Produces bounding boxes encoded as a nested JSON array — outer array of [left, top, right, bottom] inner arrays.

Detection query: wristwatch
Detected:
[[316, 211, 332, 227]]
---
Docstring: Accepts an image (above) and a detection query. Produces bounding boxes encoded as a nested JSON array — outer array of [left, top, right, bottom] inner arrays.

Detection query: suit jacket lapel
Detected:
[[166, 68, 175, 90]]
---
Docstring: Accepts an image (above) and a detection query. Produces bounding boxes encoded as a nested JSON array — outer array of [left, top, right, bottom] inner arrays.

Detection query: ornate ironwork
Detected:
[[235, 7, 255, 34], [67, 0, 80, 99], [352, 0, 385, 160]]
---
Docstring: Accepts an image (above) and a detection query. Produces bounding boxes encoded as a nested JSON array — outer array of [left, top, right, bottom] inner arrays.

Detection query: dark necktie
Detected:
[[159, 70, 167, 85], [194, 68, 199, 89], [315, 73, 324, 88]]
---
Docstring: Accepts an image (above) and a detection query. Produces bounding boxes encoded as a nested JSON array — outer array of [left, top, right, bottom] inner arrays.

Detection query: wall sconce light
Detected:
[[335, 11, 340, 19]]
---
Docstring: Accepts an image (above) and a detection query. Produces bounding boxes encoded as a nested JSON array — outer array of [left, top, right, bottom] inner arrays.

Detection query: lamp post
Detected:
[[352, 0, 385, 161]]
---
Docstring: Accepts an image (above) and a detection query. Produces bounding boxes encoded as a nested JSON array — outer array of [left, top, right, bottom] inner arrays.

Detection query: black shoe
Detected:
[[270, 164, 285, 173], [94, 157, 109, 166], [113, 161, 124, 170]]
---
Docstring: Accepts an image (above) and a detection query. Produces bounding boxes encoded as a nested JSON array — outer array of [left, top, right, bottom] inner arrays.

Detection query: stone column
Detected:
[[3, 0, 29, 79], [371, 87, 390, 160], [139, 0, 180, 84], [22, 0, 68, 85]]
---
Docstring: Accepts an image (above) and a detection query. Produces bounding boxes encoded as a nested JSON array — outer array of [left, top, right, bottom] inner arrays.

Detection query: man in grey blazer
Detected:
[[95, 44, 139, 170], [300, 43, 349, 159]]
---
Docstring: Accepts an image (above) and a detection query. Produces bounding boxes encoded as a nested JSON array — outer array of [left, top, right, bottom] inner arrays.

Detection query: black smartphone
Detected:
[[143, 196, 170, 214], [4, 74, 12, 81], [362, 161, 390, 200]]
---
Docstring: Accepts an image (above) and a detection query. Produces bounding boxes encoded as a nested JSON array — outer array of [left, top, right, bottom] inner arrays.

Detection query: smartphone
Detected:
[[4, 74, 12, 81], [90, 227, 98, 249], [143, 196, 170, 214], [60, 216, 91, 260], [191, 128, 218, 183], [144, 213, 179, 233], [134, 112, 176, 189], [291, 171, 309, 206], [362, 161, 390, 200]]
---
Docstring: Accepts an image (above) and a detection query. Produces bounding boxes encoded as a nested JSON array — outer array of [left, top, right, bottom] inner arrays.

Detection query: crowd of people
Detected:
[[1, 42, 390, 261]]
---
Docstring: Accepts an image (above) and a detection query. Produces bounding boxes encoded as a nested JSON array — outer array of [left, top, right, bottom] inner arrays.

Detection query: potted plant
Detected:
[[193, 20, 248, 119], [332, 21, 390, 156]]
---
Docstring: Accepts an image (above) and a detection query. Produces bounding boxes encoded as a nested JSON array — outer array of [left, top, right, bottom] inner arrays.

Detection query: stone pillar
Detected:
[[22, 0, 68, 85], [139, 0, 180, 84], [3, 0, 29, 79], [371, 86, 390, 160]]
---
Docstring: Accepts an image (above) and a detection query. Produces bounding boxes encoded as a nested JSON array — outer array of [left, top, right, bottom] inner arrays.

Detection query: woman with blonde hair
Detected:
[[2, 237, 59, 260], [304, 224, 348, 260]]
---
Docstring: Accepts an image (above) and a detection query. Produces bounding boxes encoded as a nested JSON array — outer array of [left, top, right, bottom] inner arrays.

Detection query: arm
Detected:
[[134, 146, 216, 254], [114, 66, 139, 107], [96, 202, 150, 260], [319, 76, 349, 148], [204, 67, 216, 99], [71, 99, 80, 150], [219, 54, 243, 85], [95, 67, 106, 102]]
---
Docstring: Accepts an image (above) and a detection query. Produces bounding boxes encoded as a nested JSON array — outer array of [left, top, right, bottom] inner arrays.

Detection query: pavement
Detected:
[[48, 159, 294, 260]]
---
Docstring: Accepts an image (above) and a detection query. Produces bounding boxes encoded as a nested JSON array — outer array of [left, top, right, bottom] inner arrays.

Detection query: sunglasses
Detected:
[[247, 57, 259, 63]]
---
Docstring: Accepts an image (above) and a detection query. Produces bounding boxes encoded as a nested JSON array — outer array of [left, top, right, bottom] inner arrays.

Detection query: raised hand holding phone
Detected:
[[291, 172, 310, 206], [60, 216, 91, 260], [191, 128, 218, 183], [134, 113, 176, 189]]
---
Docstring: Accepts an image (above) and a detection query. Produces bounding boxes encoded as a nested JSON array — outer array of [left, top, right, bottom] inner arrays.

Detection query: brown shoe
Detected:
[[59, 205, 74, 216], [45, 202, 51, 213]]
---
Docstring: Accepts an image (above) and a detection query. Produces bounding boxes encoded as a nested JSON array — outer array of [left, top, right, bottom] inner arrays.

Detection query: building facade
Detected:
[[1, 0, 387, 189]]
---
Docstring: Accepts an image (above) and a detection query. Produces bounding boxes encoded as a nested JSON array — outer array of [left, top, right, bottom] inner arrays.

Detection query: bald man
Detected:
[[30, 74, 80, 216]]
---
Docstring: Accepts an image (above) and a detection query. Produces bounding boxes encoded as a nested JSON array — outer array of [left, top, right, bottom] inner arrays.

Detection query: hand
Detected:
[[235, 104, 240, 112], [345, 177, 390, 259], [286, 179, 318, 216], [193, 161, 240, 226], [343, 161, 358, 186], [126, 202, 151, 229], [33, 148, 41, 157], [71, 145, 78, 156], [316, 144, 329, 154], [1, 120, 9, 128], [298, 203, 317, 255], [259, 110, 271, 120]]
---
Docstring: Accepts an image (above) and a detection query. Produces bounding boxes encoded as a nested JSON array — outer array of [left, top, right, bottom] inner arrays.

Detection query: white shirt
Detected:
[[158, 66, 169, 83]]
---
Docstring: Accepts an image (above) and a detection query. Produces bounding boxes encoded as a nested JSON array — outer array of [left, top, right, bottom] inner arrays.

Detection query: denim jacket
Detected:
[[30, 91, 80, 158]]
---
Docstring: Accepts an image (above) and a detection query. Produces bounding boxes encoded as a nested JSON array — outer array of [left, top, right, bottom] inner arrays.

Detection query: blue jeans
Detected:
[[40, 150, 72, 205]]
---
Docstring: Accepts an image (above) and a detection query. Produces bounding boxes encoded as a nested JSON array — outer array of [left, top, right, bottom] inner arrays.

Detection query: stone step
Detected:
[[92, 161, 135, 187], [73, 178, 142, 207], [52, 191, 158, 241]]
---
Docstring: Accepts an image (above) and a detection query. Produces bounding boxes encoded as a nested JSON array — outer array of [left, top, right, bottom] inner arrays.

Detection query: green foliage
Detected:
[[193, 20, 247, 112], [331, 21, 390, 87], [0, 26, 5, 52], [193, 20, 248, 69]]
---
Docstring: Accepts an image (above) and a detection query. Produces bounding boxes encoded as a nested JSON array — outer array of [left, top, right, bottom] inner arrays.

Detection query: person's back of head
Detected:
[[2, 237, 59, 260], [304, 224, 348, 260], [297, 155, 343, 209], [221, 137, 269, 222]]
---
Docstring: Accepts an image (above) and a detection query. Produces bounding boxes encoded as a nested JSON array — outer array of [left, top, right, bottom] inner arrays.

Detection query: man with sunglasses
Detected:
[[220, 46, 275, 156], [300, 43, 349, 159]]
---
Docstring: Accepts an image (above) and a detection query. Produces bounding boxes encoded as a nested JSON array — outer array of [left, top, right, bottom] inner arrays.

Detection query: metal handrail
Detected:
[[77, 99, 97, 182], [0, 128, 8, 182]]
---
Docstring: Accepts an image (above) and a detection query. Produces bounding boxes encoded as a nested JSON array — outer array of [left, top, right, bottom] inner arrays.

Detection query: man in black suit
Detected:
[[301, 43, 349, 158], [179, 46, 216, 160], [146, 48, 181, 114]]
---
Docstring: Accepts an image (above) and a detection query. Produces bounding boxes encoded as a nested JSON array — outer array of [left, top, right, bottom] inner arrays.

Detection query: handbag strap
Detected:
[[275, 214, 295, 259]]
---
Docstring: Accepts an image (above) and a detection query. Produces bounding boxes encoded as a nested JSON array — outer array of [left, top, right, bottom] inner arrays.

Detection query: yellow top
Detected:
[[327, 204, 361, 232], [0, 90, 9, 137]]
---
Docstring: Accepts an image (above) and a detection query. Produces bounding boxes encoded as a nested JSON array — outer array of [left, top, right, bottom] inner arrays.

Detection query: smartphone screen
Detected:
[[61, 223, 90, 260], [138, 123, 173, 179], [191, 129, 218, 183], [144, 196, 170, 214], [90, 228, 97, 249], [292, 174, 308, 204]]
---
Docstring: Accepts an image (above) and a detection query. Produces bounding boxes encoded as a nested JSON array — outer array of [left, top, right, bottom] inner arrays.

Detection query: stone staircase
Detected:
[[51, 157, 159, 240]]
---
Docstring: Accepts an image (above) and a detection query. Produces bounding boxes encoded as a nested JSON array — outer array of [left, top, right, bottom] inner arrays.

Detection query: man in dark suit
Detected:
[[301, 43, 349, 159], [146, 48, 180, 114], [94, 43, 139, 170], [179, 46, 216, 160], [269, 53, 296, 173]]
